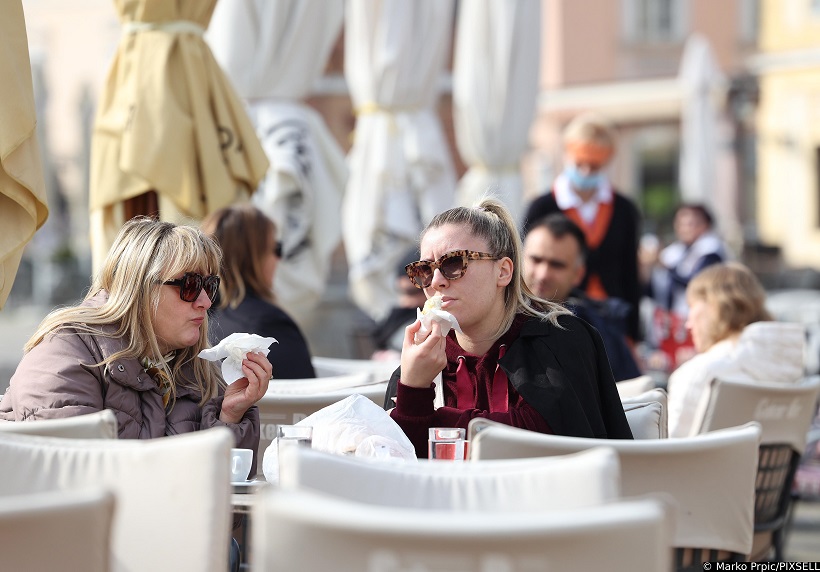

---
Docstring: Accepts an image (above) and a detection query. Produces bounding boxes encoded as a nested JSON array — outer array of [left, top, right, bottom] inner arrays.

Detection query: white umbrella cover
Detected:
[[678, 33, 726, 206], [207, 0, 347, 325], [344, 0, 457, 321], [453, 0, 540, 223]]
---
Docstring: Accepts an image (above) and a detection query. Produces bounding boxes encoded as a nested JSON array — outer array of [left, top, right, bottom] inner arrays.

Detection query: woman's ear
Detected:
[[497, 257, 514, 288]]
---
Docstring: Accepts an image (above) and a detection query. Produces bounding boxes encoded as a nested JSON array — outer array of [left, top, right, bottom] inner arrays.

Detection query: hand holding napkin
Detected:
[[414, 293, 462, 344], [198, 332, 277, 384]]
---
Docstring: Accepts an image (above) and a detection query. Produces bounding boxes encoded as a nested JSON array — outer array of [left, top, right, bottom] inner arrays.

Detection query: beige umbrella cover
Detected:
[[0, 0, 49, 309], [89, 0, 269, 268]]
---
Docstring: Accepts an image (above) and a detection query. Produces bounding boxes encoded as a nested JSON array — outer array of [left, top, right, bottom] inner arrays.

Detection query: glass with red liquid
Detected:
[[428, 427, 466, 461]]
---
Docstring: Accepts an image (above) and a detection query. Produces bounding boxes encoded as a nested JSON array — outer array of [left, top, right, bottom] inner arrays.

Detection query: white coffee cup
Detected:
[[230, 448, 253, 482]]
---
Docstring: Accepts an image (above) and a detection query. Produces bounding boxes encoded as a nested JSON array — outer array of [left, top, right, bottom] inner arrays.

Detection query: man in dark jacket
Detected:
[[523, 213, 642, 381]]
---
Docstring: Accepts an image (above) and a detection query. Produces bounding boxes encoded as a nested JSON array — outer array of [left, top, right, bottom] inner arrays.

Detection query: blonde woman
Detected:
[[0, 217, 270, 470], [667, 262, 805, 437], [384, 198, 633, 458], [202, 205, 315, 379]]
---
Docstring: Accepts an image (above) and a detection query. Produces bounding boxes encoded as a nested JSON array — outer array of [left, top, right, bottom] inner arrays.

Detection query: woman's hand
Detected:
[[220, 351, 272, 424], [399, 319, 447, 388]]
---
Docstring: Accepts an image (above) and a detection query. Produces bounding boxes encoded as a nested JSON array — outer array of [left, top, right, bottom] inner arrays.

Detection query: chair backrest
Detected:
[[257, 372, 387, 475], [698, 376, 820, 453], [622, 388, 669, 439], [471, 421, 762, 558], [0, 488, 115, 572], [0, 409, 118, 439], [278, 444, 620, 512], [253, 488, 674, 572], [0, 428, 234, 572], [616, 374, 656, 398], [697, 376, 820, 561], [311, 355, 399, 382]]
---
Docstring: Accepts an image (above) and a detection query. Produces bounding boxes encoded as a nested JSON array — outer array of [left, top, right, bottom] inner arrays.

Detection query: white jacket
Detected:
[[667, 321, 805, 438]]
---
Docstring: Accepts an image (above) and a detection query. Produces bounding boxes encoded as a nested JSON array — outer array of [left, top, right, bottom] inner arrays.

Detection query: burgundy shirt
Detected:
[[390, 314, 552, 458]]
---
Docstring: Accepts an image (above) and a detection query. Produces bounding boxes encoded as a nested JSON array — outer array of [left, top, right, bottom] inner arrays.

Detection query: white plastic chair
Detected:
[[0, 428, 234, 572], [616, 374, 656, 398], [697, 376, 820, 561], [622, 387, 669, 439], [0, 488, 115, 572], [253, 488, 674, 572], [310, 355, 399, 382], [278, 444, 620, 512], [471, 419, 762, 570], [0, 409, 118, 439]]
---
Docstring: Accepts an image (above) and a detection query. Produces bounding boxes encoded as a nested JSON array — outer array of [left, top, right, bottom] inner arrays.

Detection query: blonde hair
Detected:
[[686, 262, 771, 350], [201, 204, 277, 309], [25, 217, 224, 407], [563, 111, 617, 149], [421, 197, 570, 340]]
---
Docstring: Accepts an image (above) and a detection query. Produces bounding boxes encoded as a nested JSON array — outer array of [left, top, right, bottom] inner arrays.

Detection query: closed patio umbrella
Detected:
[[453, 0, 540, 222], [89, 0, 269, 271], [343, 0, 457, 321], [207, 0, 347, 326], [0, 0, 49, 309], [678, 33, 725, 207]]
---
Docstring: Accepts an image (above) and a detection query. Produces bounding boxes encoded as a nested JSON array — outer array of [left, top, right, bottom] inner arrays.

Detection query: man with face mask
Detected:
[[523, 112, 642, 343]]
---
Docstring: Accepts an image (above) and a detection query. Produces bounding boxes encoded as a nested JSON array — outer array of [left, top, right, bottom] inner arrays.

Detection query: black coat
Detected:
[[209, 293, 315, 379], [523, 192, 642, 340], [384, 313, 633, 440]]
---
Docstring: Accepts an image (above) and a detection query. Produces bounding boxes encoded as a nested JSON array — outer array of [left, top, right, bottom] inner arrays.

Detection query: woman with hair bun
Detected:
[[384, 197, 633, 458]]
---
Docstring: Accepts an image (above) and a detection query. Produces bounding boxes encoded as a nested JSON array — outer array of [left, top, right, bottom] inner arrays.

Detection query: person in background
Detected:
[[667, 262, 805, 438], [523, 213, 642, 381], [370, 248, 427, 362], [0, 217, 269, 466], [384, 197, 632, 458], [646, 203, 728, 371], [202, 204, 315, 379], [523, 111, 642, 342]]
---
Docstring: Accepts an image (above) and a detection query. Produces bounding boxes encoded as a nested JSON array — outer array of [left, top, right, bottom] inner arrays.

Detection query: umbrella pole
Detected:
[[123, 191, 160, 220]]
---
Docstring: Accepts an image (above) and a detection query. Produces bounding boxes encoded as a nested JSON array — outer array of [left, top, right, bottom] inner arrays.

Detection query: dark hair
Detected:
[[525, 214, 589, 262], [676, 203, 714, 228], [200, 204, 277, 309]]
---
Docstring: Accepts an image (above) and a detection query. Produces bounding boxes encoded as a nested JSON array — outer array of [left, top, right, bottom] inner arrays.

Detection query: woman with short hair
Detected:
[[0, 217, 270, 470], [202, 204, 315, 379], [667, 262, 805, 437], [385, 198, 632, 458]]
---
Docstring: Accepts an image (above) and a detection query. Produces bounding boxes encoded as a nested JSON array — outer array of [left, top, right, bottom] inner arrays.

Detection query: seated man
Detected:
[[523, 213, 642, 381]]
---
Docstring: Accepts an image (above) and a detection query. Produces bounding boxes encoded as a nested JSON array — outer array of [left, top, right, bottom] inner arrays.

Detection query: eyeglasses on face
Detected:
[[163, 272, 220, 303], [405, 250, 499, 289]]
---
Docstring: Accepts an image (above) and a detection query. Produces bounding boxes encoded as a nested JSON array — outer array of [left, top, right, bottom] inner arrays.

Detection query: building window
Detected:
[[622, 0, 687, 44]]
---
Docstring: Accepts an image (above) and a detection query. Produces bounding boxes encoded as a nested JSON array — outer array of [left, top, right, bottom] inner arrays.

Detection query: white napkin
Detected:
[[198, 332, 277, 384], [414, 294, 462, 343]]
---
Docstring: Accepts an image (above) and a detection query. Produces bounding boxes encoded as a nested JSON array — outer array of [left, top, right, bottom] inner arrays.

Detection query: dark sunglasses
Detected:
[[273, 241, 283, 258], [163, 272, 220, 303], [405, 250, 499, 289]]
